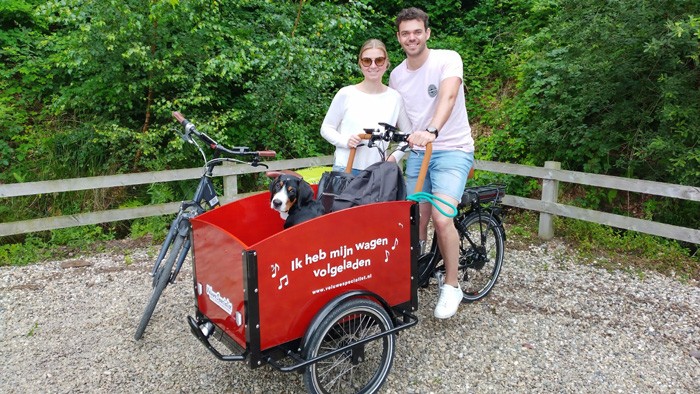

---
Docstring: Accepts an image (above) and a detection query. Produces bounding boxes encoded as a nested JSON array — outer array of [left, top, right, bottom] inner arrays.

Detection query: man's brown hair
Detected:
[[395, 7, 429, 31]]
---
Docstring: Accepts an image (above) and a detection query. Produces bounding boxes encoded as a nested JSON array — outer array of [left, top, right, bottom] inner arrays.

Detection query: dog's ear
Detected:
[[269, 177, 276, 195], [296, 179, 315, 206]]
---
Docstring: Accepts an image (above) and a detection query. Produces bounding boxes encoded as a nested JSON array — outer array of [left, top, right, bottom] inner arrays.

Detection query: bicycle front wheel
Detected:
[[302, 299, 395, 394], [134, 233, 188, 340], [454, 212, 504, 302]]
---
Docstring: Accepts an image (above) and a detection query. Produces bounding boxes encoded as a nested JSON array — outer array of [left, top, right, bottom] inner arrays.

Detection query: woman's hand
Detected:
[[347, 134, 362, 148]]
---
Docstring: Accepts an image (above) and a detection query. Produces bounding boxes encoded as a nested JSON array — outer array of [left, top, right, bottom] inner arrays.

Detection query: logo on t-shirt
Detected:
[[427, 84, 438, 98]]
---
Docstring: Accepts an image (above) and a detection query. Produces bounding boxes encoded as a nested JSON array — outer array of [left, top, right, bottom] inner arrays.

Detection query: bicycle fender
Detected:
[[299, 290, 392, 353], [489, 209, 507, 242]]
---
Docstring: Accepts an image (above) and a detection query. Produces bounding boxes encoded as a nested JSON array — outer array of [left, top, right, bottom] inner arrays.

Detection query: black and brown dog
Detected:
[[269, 174, 324, 228]]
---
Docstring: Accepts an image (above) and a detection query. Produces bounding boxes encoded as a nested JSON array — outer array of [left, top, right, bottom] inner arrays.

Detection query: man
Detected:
[[389, 7, 475, 319]]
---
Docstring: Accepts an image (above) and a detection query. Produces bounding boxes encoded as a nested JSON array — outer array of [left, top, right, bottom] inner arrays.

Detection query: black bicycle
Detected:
[[134, 112, 275, 340], [361, 123, 507, 303], [415, 184, 506, 301]]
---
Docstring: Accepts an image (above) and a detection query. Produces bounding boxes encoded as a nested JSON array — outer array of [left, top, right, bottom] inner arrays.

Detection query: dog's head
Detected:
[[269, 175, 315, 218]]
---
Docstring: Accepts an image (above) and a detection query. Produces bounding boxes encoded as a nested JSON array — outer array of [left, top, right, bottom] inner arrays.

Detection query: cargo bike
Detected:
[[160, 114, 505, 393], [187, 138, 423, 394]]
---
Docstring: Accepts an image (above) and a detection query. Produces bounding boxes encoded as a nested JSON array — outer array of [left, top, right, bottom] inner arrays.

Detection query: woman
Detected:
[[320, 39, 411, 175]]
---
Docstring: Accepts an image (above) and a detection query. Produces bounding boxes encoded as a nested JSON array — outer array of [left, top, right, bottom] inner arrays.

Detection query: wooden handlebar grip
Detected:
[[266, 170, 303, 179], [346, 150, 356, 174], [345, 134, 373, 174], [413, 143, 432, 193]]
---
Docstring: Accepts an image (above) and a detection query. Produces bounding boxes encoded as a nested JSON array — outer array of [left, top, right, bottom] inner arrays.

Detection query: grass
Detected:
[[0, 231, 153, 267], [505, 209, 699, 283], [1, 198, 697, 285], [295, 166, 332, 184], [27, 322, 38, 337]]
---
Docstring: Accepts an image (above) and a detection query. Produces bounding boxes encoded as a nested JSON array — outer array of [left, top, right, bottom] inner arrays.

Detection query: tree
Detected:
[[511, 0, 699, 187]]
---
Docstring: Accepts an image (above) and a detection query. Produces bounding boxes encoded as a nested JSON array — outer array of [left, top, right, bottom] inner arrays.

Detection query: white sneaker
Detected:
[[434, 284, 463, 319]]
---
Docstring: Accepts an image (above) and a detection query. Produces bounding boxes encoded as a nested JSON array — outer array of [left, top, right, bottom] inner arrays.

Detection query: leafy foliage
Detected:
[[1, 0, 697, 259], [511, 0, 700, 185]]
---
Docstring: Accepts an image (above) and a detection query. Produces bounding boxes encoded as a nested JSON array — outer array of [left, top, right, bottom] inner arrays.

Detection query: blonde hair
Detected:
[[357, 38, 390, 68]]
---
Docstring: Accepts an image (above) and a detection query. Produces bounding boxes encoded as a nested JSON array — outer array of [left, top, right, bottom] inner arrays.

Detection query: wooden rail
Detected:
[[1, 156, 698, 244]]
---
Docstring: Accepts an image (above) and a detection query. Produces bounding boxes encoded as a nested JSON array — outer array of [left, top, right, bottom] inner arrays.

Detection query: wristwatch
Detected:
[[426, 126, 439, 138]]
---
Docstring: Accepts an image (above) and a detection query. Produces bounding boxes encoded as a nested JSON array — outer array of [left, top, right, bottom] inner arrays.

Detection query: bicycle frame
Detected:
[[456, 192, 506, 255], [416, 184, 506, 290], [150, 157, 220, 281], [135, 111, 275, 341]]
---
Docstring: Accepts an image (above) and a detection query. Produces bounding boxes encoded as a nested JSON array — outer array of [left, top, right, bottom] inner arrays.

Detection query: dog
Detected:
[[269, 174, 324, 228]]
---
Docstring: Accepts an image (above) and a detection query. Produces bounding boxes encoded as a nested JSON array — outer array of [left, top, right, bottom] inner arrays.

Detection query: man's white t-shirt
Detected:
[[389, 49, 474, 152], [321, 85, 411, 170]]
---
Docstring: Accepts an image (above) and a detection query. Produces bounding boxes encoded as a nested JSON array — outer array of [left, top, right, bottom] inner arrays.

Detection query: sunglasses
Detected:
[[360, 56, 386, 67]]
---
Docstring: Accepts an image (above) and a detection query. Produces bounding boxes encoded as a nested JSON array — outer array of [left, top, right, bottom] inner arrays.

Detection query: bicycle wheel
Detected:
[[303, 299, 395, 394], [134, 233, 188, 340], [451, 212, 504, 302]]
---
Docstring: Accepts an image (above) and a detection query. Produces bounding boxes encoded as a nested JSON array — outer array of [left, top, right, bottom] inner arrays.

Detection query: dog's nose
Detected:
[[272, 199, 282, 209]]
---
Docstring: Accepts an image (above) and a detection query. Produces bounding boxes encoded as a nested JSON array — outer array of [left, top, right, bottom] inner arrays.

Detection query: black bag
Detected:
[[317, 170, 355, 213], [329, 161, 406, 212], [317, 170, 354, 197]]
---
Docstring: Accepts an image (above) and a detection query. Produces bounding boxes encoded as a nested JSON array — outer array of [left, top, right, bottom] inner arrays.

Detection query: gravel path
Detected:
[[1, 238, 698, 393]]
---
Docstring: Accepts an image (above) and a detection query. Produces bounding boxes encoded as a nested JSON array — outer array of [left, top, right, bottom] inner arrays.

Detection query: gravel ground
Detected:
[[1, 238, 698, 393]]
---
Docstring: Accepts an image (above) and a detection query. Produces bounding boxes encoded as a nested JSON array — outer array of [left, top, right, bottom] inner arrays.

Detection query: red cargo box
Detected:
[[190, 190, 418, 353]]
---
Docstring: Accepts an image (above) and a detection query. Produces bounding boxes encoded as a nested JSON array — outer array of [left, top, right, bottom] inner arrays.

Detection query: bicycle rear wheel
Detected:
[[452, 212, 504, 302], [134, 233, 188, 340]]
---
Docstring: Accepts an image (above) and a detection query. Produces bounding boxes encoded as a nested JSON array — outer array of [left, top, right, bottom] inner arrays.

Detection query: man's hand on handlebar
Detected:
[[406, 130, 436, 148]]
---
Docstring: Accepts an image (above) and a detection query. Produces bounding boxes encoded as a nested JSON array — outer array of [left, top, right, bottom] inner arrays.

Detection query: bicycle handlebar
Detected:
[[361, 124, 410, 144], [172, 111, 276, 159], [173, 111, 216, 146], [345, 122, 429, 184]]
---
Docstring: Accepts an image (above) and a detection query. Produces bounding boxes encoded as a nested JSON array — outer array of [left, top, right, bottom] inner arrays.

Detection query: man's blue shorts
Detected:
[[405, 150, 474, 201]]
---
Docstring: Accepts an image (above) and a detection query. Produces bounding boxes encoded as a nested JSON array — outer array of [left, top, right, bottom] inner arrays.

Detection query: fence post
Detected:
[[223, 175, 238, 202], [538, 161, 561, 240]]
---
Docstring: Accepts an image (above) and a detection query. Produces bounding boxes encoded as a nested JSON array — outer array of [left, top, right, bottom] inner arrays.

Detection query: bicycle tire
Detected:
[[302, 299, 395, 394], [134, 233, 187, 340], [449, 212, 504, 302], [417, 211, 505, 302]]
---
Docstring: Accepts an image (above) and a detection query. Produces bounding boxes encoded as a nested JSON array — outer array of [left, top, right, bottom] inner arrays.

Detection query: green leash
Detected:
[[407, 192, 458, 218]]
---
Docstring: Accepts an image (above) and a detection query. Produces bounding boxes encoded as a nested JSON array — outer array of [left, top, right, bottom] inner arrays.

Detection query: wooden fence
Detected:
[[1, 156, 698, 244]]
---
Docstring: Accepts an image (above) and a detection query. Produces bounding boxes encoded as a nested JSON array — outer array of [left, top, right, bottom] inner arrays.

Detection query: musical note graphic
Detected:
[[271, 263, 280, 278], [385, 250, 390, 262], [278, 275, 289, 290], [391, 238, 399, 250]]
